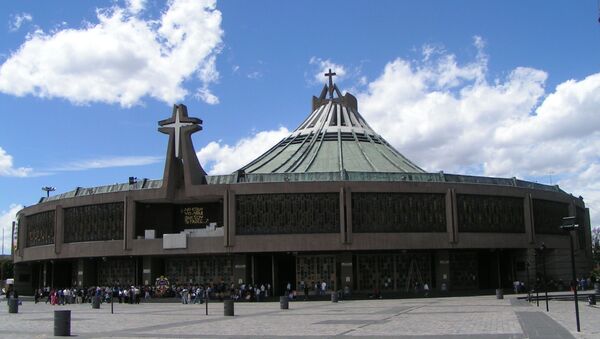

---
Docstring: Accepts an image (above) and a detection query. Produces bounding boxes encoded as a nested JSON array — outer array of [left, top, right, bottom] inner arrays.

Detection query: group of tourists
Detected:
[[34, 286, 147, 305]]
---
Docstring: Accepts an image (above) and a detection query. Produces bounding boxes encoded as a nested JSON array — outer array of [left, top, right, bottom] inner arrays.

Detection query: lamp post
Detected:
[[561, 216, 580, 333], [42, 186, 56, 198], [526, 260, 530, 302], [538, 243, 549, 311]]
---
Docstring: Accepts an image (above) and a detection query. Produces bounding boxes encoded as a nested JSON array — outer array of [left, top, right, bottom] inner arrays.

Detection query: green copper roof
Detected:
[[240, 83, 424, 174]]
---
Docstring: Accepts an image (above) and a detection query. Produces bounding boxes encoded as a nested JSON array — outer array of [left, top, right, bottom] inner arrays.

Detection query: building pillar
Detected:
[[339, 253, 353, 291], [55, 205, 63, 255], [524, 194, 535, 244], [76, 259, 84, 287], [345, 187, 352, 244], [142, 257, 152, 286], [124, 197, 135, 250], [223, 190, 230, 247], [339, 188, 345, 244], [232, 255, 247, 286], [445, 189, 457, 243], [228, 191, 236, 247], [435, 251, 450, 291], [42, 262, 48, 287]]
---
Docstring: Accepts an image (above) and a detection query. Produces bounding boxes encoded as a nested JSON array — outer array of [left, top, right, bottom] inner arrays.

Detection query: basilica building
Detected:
[[13, 74, 592, 296]]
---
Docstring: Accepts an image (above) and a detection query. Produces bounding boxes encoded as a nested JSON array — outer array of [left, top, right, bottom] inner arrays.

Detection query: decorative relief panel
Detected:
[[296, 255, 336, 290], [356, 253, 432, 292], [236, 193, 339, 235], [26, 210, 55, 247], [165, 256, 233, 285], [532, 199, 569, 235], [352, 193, 446, 233], [97, 258, 135, 286], [457, 194, 524, 233], [64, 202, 124, 243]]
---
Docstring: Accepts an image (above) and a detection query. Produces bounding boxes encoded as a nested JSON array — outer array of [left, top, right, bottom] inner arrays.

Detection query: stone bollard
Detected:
[[54, 310, 71, 336], [496, 289, 504, 299], [224, 299, 234, 316], [279, 296, 289, 309], [331, 292, 338, 303], [92, 296, 101, 309], [8, 298, 18, 313]]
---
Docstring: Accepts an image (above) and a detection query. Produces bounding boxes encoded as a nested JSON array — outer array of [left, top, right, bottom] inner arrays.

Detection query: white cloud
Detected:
[[309, 57, 347, 84], [247, 71, 262, 79], [354, 36, 600, 225], [197, 127, 290, 174], [51, 155, 162, 171], [0, 0, 223, 107], [0, 147, 32, 177], [9, 13, 32, 32], [0, 204, 22, 255], [126, 0, 146, 15]]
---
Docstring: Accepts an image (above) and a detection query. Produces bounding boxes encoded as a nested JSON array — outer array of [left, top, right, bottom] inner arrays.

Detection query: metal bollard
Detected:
[[8, 298, 18, 313], [331, 292, 338, 303], [495, 289, 504, 300], [54, 310, 71, 336], [279, 296, 289, 309], [92, 296, 101, 309], [224, 299, 234, 316]]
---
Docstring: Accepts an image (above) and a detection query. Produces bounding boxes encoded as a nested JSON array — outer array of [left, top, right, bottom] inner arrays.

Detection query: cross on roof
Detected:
[[159, 105, 202, 159], [324, 68, 336, 99]]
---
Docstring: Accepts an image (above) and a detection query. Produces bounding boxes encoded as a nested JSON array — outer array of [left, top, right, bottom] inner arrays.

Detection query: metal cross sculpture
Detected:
[[324, 68, 336, 99], [159, 105, 202, 159]]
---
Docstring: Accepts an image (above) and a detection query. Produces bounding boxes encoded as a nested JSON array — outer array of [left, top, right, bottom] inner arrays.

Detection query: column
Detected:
[[435, 251, 450, 291], [524, 194, 535, 244], [445, 189, 457, 243], [55, 205, 64, 255]]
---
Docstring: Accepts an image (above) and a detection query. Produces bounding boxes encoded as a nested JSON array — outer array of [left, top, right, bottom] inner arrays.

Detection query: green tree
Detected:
[[593, 227, 600, 266], [0, 259, 13, 280]]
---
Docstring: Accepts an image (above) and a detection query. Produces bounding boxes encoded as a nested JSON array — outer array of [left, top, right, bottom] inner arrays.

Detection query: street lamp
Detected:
[[538, 243, 549, 311], [41, 186, 56, 198], [526, 260, 531, 302], [561, 216, 580, 333]]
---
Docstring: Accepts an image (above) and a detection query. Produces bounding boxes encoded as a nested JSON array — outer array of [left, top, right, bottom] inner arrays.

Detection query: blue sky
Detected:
[[1, 0, 600, 253]]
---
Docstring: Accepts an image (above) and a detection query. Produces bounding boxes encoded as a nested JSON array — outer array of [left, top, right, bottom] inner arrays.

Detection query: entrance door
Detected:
[[253, 254, 273, 288], [274, 253, 296, 296]]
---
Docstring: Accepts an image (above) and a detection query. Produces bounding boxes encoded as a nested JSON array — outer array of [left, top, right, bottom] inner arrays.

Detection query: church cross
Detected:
[[161, 107, 196, 158], [324, 68, 336, 99]]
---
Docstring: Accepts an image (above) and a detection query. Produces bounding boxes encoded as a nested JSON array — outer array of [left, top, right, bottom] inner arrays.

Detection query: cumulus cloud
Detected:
[[0, 0, 223, 106], [355, 36, 600, 224], [308, 57, 347, 84], [126, 0, 146, 15], [197, 127, 290, 174], [199, 37, 600, 225], [0, 147, 32, 177], [0, 204, 22, 254], [8, 13, 32, 32]]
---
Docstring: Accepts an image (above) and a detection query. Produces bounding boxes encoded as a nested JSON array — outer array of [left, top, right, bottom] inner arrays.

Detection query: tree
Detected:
[[593, 227, 600, 267], [0, 259, 13, 280]]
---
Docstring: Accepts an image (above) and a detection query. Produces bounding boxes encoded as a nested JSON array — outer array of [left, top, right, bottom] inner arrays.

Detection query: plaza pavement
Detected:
[[0, 294, 597, 338]]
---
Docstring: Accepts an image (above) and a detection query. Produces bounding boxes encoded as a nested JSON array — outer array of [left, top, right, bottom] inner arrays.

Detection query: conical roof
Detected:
[[240, 74, 424, 174]]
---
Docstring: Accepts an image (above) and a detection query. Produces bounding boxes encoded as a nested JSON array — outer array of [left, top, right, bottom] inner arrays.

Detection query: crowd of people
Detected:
[[26, 279, 342, 306]]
